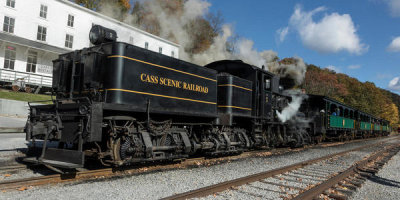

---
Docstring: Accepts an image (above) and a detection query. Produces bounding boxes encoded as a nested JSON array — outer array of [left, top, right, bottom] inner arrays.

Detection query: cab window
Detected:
[[265, 78, 271, 90]]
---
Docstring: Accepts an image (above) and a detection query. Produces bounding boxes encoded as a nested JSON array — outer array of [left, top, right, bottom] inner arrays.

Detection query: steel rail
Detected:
[[293, 143, 400, 200], [0, 165, 26, 171], [160, 138, 394, 200], [0, 168, 115, 191]]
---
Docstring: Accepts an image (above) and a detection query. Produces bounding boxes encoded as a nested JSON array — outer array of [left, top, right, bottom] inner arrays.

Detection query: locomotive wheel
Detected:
[[120, 137, 132, 160], [12, 85, 20, 92], [160, 133, 174, 146], [25, 87, 32, 93]]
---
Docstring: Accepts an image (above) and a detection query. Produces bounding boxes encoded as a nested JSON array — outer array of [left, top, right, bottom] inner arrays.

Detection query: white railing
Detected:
[[0, 68, 52, 87]]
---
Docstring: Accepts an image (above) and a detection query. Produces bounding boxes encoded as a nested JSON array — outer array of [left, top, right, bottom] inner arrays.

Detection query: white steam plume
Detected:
[[268, 57, 307, 85], [100, 0, 307, 86], [276, 90, 308, 123], [191, 25, 233, 65]]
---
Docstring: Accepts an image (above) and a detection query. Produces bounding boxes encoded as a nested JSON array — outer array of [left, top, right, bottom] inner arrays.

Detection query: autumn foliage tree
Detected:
[[303, 64, 400, 127], [303, 65, 348, 101]]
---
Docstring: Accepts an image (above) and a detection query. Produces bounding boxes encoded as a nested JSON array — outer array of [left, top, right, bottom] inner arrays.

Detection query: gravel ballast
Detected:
[[351, 150, 400, 200], [200, 142, 390, 200], [0, 137, 394, 200], [0, 133, 56, 181], [0, 133, 27, 166]]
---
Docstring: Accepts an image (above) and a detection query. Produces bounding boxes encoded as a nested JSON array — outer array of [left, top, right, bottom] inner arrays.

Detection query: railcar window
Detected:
[[3, 16, 15, 33], [6, 0, 15, 8], [159, 47, 162, 54], [145, 42, 149, 49]]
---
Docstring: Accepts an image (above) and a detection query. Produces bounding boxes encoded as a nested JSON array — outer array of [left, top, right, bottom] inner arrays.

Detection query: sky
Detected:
[[203, 0, 400, 94]]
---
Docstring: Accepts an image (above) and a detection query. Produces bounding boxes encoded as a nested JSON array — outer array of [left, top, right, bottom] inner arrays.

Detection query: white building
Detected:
[[0, 0, 179, 91]]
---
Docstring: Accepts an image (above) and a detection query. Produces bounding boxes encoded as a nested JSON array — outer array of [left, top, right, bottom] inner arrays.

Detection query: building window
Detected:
[[37, 26, 47, 41], [171, 51, 174, 57], [40, 5, 47, 19], [159, 47, 162, 54], [6, 0, 15, 8], [65, 34, 73, 48], [26, 51, 37, 73], [4, 46, 16, 70], [67, 14, 74, 27], [129, 36, 134, 44], [145, 42, 149, 49], [3, 16, 15, 33]]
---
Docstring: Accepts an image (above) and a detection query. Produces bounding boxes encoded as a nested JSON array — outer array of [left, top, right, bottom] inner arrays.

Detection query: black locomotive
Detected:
[[24, 25, 390, 169]]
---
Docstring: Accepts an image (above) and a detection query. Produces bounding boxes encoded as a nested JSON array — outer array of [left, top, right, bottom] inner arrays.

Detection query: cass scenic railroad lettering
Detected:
[[140, 73, 209, 94]]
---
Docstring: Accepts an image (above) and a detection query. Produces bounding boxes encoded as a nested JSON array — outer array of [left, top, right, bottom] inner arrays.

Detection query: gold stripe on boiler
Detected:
[[108, 55, 217, 82], [106, 88, 216, 105], [218, 105, 252, 111], [218, 84, 252, 91]]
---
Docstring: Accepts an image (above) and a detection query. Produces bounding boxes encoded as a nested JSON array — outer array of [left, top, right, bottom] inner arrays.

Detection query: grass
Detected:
[[0, 89, 52, 103]]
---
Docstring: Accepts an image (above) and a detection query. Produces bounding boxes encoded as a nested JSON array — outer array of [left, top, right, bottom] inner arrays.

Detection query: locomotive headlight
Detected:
[[89, 25, 118, 45], [89, 30, 99, 44], [79, 105, 88, 115]]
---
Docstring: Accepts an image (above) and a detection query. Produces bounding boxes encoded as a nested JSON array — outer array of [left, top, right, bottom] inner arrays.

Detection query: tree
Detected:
[[303, 65, 348, 101], [74, 0, 130, 18], [383, 103, 399, 126], [303, 64, 400, 127]]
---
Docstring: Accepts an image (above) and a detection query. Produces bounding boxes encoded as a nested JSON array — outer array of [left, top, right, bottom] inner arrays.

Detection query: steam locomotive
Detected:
[[24, 25, 390, 170]]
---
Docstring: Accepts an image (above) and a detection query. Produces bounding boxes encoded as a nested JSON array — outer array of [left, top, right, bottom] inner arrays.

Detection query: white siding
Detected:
[[0, 0, 179, 87]]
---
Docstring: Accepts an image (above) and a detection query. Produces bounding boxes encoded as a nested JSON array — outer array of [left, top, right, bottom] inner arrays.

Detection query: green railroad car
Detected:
[[329, 115, 354, 129]]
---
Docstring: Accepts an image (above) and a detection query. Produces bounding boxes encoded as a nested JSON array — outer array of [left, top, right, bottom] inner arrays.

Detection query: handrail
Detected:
[[0, 68, 52, 87], [0, 68, 52, 78]]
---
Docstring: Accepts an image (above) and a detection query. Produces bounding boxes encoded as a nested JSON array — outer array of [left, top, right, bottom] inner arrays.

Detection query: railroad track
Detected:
[[294, 144, 400, 200], [161, 138, 400, 200], [0, 136, 391, 192], [0, 165, 27, 174]]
